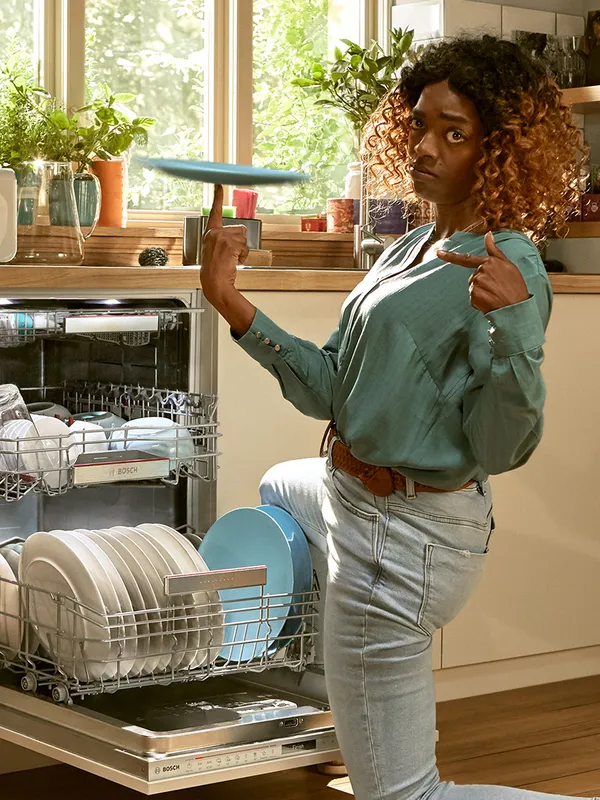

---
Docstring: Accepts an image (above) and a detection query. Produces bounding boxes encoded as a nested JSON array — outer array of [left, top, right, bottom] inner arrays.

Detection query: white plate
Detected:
[[0, 551, 21, 659], [0, 546, 20, 576], [0, 544, 41, 657], [69, 530, 137, 679], [113, 526, 189, 671], [97, 529, 165, 675], [136, 524, 205, 669], [20, 531, 112, 681], [85, 530, 150, 677], [138, 523, 224, 667], [104, 527, 186, 673]]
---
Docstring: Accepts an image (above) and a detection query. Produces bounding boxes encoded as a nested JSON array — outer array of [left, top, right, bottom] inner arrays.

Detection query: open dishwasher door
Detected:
[[0, 672, 338, 795], [0, 555, 338, 794]]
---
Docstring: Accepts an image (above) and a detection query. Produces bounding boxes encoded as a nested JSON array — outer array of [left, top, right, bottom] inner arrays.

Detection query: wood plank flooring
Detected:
[[4, 675, 600, 799]]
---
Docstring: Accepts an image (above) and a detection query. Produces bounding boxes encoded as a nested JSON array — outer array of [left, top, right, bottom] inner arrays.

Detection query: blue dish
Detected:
[[199, 506, 312, 662], [138, 158, 311, 186], [256, 505, 313, 651]]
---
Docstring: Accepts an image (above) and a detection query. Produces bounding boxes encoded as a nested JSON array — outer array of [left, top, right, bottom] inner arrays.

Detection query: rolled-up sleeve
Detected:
[[234, 308, 340, 420]]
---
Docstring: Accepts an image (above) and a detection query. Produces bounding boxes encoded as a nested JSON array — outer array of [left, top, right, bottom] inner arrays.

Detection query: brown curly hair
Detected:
[[362, 35, 585, 242]]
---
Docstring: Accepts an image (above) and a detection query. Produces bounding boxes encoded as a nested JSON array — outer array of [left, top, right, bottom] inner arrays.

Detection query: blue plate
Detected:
[[138, 158, 311, 186], [199, 506, 312, 662], [256, 505, 313, 652]]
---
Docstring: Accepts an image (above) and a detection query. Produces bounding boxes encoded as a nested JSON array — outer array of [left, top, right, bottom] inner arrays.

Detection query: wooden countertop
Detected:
[[0, 266, 598, 293]]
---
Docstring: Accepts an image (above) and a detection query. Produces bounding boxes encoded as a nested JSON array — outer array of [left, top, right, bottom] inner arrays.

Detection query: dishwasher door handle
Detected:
[[64, 314, 160, 334], [164, 566, 268, 595]]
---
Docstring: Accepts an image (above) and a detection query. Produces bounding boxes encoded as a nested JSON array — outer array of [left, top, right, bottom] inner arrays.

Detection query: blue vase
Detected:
[[73, 173, 101, 230]]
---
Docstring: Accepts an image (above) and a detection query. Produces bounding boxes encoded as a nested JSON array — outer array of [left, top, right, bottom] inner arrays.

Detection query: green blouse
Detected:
[[235, 223, 552, 489]]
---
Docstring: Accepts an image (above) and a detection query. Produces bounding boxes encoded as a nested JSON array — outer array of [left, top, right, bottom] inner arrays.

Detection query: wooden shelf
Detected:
[[561, 86, 600, 113], [562, 222, 600, 237]]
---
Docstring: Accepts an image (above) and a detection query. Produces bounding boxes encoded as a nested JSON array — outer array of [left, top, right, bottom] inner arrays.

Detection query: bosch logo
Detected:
[[162, 764, 180, 772]]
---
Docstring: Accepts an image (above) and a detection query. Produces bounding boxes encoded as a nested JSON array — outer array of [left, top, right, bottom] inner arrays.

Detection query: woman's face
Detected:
[[407, 80, 485, 206]]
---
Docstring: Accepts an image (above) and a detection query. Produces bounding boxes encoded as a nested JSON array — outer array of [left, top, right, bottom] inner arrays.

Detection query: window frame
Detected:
[[39, 0, 390, 226]]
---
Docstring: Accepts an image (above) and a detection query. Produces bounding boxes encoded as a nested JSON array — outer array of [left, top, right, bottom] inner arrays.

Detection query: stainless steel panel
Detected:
[[164, 566, 267, 596], [0, 677, 333, 756]]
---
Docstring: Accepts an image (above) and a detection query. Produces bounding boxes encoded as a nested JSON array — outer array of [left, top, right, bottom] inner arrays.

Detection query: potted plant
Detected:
[[292, 27, 415, 233], [0, 55, 155, 229], [77, 86, 156, 227], [292, 27, 415, 151]]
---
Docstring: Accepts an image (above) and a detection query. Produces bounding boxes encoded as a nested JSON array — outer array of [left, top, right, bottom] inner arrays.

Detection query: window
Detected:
[[85, 0, 206, 211], [8, 0, 387, 220], [252, 0, 361, 214], [0, 1, 35, 75]]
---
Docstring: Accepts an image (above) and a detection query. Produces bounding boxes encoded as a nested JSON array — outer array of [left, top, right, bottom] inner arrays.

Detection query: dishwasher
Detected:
[[0, 285, 338, 794]]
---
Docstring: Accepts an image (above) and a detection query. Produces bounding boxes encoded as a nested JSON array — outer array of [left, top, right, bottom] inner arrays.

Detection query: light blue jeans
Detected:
[[260, 454, 592, 800]]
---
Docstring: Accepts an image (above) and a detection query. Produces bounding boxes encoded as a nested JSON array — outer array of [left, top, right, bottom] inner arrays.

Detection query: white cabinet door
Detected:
[[217, 291, 345, 514], [444, 0, 501, 38], [440, 295, 600, 668], [391, 1, 443, 40], [501, 6, 555, 39], [556, 13, 585, 36]]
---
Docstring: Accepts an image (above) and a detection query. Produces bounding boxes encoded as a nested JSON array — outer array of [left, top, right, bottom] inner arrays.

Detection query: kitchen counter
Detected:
[[0, 266, 598, 292]]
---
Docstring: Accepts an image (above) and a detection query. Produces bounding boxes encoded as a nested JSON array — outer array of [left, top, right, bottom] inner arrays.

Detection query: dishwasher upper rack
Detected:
[[0, 566, 319, 704], [0, 307, 201, 348], [0, 382, 219, 502]]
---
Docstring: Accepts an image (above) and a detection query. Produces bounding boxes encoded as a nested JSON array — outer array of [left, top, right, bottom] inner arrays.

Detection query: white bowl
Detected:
[[109, 417, 177, 450], [69, 420, 109, 455], [26, 401, 72, 423], [28, 415, 79, 490], [109, 417, 195, 469], [72, 411, 124, 431]]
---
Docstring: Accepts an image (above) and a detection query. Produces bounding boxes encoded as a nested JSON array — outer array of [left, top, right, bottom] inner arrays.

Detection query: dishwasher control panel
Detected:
[[148, 731, 339, 782]]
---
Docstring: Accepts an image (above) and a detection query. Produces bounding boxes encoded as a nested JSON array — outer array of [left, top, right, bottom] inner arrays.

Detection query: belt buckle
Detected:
[[362, 467, 394, 497]]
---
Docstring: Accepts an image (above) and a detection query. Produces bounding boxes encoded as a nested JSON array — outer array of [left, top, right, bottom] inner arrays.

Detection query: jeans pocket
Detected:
[[417, 543, 487, 636], [329, 468, 378, 522]]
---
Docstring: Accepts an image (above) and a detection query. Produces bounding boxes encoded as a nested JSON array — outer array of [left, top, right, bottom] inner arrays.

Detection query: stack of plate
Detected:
[[18, 525, 224, 682]]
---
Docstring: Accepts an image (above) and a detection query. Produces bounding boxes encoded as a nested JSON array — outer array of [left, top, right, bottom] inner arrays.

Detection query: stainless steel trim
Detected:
[[0, 705, 339, 794], [64, 314, 160, 334], [164, 566, 267, 595], [0, 682, 333, 756]]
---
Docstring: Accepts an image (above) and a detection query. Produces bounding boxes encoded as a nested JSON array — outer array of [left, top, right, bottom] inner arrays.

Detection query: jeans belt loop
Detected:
[[405, 475, 417, 500], [326, 434, 339, 469]]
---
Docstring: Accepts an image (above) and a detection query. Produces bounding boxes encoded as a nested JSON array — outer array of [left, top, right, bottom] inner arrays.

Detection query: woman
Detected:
[[201, 34, 585, 800]]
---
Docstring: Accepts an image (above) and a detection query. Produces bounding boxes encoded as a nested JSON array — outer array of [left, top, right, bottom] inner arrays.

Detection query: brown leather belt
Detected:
[[320, 422, 473, 498]]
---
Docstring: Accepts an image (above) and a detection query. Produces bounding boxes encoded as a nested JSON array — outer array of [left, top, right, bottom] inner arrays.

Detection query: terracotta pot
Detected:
[[90, 158, 128, 227]]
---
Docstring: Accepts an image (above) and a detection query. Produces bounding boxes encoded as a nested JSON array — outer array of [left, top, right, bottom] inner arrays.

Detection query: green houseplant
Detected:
[[292, 27, 415, 240], [0, 54, 155, 228], [291, 27, 415, 149]]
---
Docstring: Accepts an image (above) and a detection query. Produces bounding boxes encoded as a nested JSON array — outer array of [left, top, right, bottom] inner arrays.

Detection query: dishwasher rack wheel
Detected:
[[51, 684, 69, 704], [21, 672, 37, 693]]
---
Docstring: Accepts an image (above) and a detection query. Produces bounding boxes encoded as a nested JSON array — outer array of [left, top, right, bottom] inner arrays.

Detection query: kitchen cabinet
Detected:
[[556, 13, 585, 36], [501, 6, 555, 36], [444, 0, 501, 37], [442, 294, 600, 667], [217, 284, 600, 689]]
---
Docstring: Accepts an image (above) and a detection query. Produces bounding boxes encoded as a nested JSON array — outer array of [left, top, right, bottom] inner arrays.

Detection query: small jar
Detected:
[[344, 162, 362, 200]]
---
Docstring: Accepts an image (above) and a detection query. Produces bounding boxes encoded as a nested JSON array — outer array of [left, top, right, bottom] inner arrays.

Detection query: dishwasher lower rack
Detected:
[[0, 382, 219, 502], [0, 566, 320, 704]]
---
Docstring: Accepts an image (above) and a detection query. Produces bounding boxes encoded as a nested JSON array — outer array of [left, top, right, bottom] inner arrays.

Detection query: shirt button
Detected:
[[255, 331, 262, 339], [264, 338, 270, 345], [274, 345, 281, 352]]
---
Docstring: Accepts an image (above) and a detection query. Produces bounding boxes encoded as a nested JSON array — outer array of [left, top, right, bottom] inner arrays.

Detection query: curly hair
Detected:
[[361, 35, 585, 242]]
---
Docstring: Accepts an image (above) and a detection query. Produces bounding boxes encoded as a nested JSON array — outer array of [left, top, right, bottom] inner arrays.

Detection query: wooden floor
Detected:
[[4, 674, 600, 799]]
